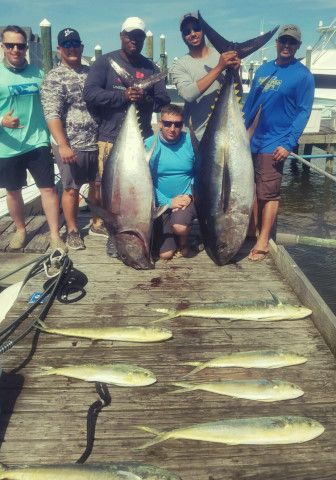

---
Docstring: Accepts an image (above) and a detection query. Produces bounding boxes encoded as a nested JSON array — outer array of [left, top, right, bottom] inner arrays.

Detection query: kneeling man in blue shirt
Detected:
[[145, 104, 196, 260]]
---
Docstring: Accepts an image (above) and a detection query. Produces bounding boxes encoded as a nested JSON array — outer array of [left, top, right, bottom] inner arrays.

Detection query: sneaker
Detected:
[[50, 235, 68, 253], [89, 224, 109, 238], [106, 235, 118, 258], [66, 231, 85, 250], [8, 230, 27, 250]]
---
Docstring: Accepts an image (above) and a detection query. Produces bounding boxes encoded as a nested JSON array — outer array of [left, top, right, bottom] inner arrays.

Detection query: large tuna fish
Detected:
[[101, 61, 167, 270], [194, 13, 278, 265]]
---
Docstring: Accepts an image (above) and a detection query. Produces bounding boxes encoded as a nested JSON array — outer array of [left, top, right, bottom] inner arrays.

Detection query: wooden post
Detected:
[[248, 61, 254, 85], [40, 19, 53, 74], [160, 34, 165, 72], [146, 31, 153, 61], [326, 144, 335, 173], [94, 45, 102, 60], [306, 46, 312, 70]]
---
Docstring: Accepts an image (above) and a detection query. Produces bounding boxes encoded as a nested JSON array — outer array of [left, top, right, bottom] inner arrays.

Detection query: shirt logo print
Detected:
[[9, 83, 39, 96], [259, 76, 282, 92]]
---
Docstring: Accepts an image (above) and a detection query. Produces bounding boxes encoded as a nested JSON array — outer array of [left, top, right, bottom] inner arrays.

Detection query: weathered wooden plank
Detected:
[[0, 216, 12, 235]]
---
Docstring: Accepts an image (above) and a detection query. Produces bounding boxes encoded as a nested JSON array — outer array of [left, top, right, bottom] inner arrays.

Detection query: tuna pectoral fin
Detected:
[[135, 426, 168, 450], [153, 205, 169, 219], [136, 71, 167, 90], [145, 133, 158, 164]]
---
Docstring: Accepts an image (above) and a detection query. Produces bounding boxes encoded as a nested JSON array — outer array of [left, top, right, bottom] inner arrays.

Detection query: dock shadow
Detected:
[[0, 370, 25, 449]]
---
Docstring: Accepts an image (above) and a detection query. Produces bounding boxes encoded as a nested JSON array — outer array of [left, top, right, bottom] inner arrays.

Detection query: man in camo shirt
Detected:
[[41, 28, 103, 250]]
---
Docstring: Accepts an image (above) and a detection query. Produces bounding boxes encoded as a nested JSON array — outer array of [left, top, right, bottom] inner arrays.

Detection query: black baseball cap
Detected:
[[57, 28, 81, 46]]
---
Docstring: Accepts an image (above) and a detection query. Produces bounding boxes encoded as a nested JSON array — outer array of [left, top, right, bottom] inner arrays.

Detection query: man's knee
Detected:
[[39, 186, 57, 195], [172, 223, 189, 236], [160, 250, 175, 260]]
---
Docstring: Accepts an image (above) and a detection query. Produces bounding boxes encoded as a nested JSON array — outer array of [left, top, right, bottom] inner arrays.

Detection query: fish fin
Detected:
[[153, 205, 169, 219], [268, 290, 282, 305], [0, 462, 8, 472], [135, 426, 167, 450], [135, 71, 167, 90], [168, 382, 196, 394], [188, 118, 199, 153], [35, 319, 47, 330], [183, 364, 205, 377], [31, 366, 54, 377], [151, 313, 178, 324], [109, 59, 134, 87], [145, 132, 158, 163]]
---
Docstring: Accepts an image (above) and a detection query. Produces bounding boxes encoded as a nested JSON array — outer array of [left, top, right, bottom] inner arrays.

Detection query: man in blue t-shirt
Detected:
[[243, 24, 314, 261], [145, 104, 196, 260]]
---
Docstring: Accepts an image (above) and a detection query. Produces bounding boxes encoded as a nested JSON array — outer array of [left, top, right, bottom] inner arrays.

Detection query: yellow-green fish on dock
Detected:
[[152, 292, 312, 323], [136, 416, 324, 449], [37, 321, 172, 342], [34, 363, 156, 386], [0, 462, 182, 479], [183, 350, 307, 376], [169, 379, 304, 402]]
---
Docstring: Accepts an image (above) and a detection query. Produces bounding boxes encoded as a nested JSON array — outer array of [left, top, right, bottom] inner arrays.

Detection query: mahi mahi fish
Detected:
[[194, 12, 278, 265], [183, 350, 307, 376], [152, 292, 312, 323], [136, 416, 324, 449], [0, 462, 182, 479], [34, 363, 156, 386], [37, 320, 172, 343], [100, 60, 167, 270], [169, 379, 304, 402]]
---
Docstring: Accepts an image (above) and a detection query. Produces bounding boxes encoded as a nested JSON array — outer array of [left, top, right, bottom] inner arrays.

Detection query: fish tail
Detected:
[[151, 311, 178, 323], [31, 366, 55, 377], [183, 364, 205, 377], [135, 425, 168, 450], [36, 319, 47, 330], [168, 382, 196, 394]]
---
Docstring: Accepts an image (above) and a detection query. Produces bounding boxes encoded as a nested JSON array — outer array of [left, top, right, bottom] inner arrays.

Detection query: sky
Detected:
[[1, 0, 335, 66]]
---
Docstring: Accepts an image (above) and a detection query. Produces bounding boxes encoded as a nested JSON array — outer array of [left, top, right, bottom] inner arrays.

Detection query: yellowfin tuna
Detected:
[[183, 350, 307, 376], [37, 321, 172, 343], [34, 363, 156, 386], [136, 416, 324, 449], [169, 379, 304, 402]]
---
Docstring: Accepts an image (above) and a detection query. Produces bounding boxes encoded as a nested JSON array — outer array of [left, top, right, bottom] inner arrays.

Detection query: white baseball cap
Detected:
[[121, 17, 146, 33]]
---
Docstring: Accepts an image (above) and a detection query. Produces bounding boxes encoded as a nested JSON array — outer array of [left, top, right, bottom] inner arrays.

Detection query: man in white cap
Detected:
[[83, 17, 170, 255], [243, 24, 314, 261]]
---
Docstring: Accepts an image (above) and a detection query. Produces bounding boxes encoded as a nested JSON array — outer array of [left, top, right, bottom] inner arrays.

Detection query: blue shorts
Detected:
[[0, 146, 55, 191]]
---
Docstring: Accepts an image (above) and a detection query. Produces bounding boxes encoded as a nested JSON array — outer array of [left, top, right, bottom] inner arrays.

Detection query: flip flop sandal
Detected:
[[248, 248, 269, 262]]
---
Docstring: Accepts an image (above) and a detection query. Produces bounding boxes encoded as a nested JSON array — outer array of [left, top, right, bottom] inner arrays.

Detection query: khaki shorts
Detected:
[[98, 141, 113, 178], [52, 145, 98, 190], [253, 153, 284, 201]]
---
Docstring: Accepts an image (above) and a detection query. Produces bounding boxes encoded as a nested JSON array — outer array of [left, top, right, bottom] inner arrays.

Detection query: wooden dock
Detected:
[[1, 213, 336, 479]]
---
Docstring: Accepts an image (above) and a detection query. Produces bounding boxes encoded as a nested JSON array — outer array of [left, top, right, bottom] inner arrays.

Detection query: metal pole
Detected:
[[145, 31, 153, 61], [94, 44, 102, 60], [289, 152, 336, 182], [40, 18, 53, 74]]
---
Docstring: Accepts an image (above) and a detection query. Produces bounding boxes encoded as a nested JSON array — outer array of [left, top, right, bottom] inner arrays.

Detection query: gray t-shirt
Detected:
[[41, 64, 98, 151], [170, 48, 225, 141]]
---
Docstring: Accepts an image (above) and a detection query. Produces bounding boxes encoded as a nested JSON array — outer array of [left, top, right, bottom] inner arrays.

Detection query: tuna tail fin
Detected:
[[169, 382, 197, 394], [268, 290, 283, 305], [135, 425, 168, 450], [136, 71, 167, 90], [198, 11, 279, 59]]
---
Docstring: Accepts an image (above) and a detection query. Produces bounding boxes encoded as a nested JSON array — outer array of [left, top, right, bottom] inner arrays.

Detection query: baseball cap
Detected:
[[180, 12, 199, 31], [277, 24, 301, 42], [58, 28, 81, 46], [121, 17, 146, 33]]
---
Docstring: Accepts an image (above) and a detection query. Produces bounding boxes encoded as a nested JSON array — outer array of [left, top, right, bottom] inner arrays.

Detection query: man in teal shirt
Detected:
[[145, 104, 196, 259], [0, 25, 64, 250]]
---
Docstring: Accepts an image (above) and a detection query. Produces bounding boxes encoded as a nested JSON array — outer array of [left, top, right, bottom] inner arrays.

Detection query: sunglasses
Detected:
[[60, 40, 82, 48], [3, 42, 27, 51], [161, 120, 183, 128], [277, 36, 299, 46], [182, 24, 202, 37]]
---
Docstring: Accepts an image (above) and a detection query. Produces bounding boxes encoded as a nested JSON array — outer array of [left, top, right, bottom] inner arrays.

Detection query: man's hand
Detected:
[[217, 51, 241, 72], [59, 145, 77, 164], [125, 87, 145, 103], [273, 146, 289, 162], [171, 194, 192, 212], [1, 110, 24, 129]]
